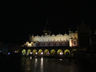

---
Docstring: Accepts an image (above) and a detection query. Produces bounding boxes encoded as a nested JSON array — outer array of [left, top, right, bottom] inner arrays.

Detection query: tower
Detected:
[[43, 16, 51, 35]]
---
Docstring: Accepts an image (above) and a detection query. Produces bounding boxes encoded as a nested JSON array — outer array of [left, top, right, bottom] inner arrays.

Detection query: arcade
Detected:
[[21, 31, 78, 57]]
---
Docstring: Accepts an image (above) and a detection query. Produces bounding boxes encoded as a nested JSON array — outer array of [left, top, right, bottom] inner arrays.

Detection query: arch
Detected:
[[27, 49, 31, 55], [38, 49, 43, 55], [57, 49, 63, 55], [64, 49, 70, 55], [50, 49, 56, 55], [44, 49, 50, 56], [32, 49, 37, 55], [22, 49, 26, 55], [71, 49, 77, 56]]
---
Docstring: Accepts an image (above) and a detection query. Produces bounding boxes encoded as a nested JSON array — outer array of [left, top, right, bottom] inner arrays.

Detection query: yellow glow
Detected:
[[25, 42, 34, 47], [27, 49, 31, 55], [44, 49, 49, 53], [38, 49, 43, 55], [44, 49, 50, 56], [22, 49, 26, 55], [57, 49, 63, 54], [50, 49, 56, 55], [64, 49, 70, 55], [28, 31, 79, 47], [32, 49, 37, 55], [32, 34, 70, 42]]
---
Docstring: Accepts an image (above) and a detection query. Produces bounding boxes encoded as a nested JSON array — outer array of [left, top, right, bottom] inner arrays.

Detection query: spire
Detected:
[[43, 16, 51, 35], [44, 16, 48, 30]]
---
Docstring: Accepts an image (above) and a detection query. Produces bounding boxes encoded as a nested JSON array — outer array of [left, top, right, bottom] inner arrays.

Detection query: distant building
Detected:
[[24, 31, 78, 48]]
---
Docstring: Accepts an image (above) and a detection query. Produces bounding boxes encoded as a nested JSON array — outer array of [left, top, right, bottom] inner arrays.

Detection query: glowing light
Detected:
[[41, 57, 43, 64], [36, 52, 38, 55], [14, 50, 18, 53], [27, 43, 32, 47], [22, 49, 26, 55], [40, 57, 44, 72], [57, 49, 63, 55], [25, 41, 34, 47], [34, 58, 38, 72], [8, 52, 11, 55], [59, 59, 63, 61], [41, 52, 43, 55], [60, 52, 63, 55], [30, 56, 32, 59], [31, 31, 78, 47], [33, 34, 70, 42], [38, 49, 43, 55], [32, 49, 37, 55], [35, 58, 38, 63], [30, 52, 32, 54]]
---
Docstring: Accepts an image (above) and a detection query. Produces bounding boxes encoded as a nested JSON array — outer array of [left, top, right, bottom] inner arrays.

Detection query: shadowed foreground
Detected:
[[0, 55, 96, 72]]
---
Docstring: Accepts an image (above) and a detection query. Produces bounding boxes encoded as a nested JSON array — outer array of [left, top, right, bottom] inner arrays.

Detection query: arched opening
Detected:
[[27, 49, 31, 55], [22, 49, 26, 55], [32, 49, 37, 55], [64, 49, 70, 56], [38, 49, 43, 56], [57, 49, 63, 55], [71, 49, 77, 56], [50, 49, 56, 55], [44, 49, 50, 56]]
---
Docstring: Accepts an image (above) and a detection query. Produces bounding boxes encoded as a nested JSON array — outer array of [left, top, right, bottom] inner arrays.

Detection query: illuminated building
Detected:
[[24, 31, 78, 47], [22, 31, 78, 57]]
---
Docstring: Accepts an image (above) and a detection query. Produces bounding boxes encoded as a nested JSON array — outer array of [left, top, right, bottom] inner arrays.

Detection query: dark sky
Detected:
[[0, 1, 96, 43]]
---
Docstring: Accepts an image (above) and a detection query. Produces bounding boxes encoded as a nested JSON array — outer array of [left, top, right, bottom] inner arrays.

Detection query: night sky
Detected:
[[0, 1, 96, 43]]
